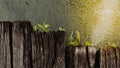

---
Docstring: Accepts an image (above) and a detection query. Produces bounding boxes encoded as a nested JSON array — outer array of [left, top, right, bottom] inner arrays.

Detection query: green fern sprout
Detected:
[[75, 31, 80, 42], [68, 31, 80, 46], [37, 23, 50, 32], [59, 27, 65, 31]]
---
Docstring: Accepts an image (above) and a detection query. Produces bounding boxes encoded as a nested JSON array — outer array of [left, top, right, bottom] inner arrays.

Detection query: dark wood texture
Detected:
[[65, 46, 97, 68], [12, 21, 32, 68], [99, 47, 119, 68], [0, 21, 120, 68], [0, 22, 12, 68], [31, 31, 65, 68]]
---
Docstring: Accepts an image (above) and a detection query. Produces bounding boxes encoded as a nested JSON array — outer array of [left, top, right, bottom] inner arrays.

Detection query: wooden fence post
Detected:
[[12, 21, 32, 68], [0, 22, 12, 68], [31, 31, 65, 68], [65, 46, 97, 68], [99, 47, 120, 68], [0, 21, 120, 68]]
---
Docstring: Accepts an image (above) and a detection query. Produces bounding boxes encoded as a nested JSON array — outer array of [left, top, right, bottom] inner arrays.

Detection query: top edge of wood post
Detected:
[[0, 21, 12, 24]]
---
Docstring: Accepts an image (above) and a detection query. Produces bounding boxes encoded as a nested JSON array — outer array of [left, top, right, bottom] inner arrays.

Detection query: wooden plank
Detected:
[[87, 47, 97, 68], [99, 48, 106, 68], [0, 22, 12, 68], [100, 47, 117, 68], [116, 47, 120, 68], [42, 32, 50, 68], [74, 46, 89, 68], [53, 31, 65, 68], [12, 21, 32, 68], [106, 47, 116, 68], [1, 21, 120, 68], [31, 31, 45, 68], [65, 46, 75, 68], [31, 31, 65, 68], [31, 31, 39, 68], [66, 46, 97, 68], [66, 46, 89, 68]]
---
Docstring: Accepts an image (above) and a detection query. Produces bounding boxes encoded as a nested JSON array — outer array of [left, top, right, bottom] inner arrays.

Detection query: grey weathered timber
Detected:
[[65, 46, 97, 68], [0, 21, 120, 68], [99, 47, 118, 68], [31, 31, 65, 68], [87, 47, 97, 68], [12, 21, 32, 68], [116, 47, 120, 68], [0, 22, 12, 68]]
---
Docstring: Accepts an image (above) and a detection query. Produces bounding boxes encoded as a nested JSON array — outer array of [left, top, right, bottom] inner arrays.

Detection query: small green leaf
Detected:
[[75, 31, 80, 42], [59, 27, 65, 31], [68, 41, 79, 46], [37, 24, 45, 30], [33, 25, 37, 31], [68, 32, 74, 42], [67, 31, 80, 46], [43, 23, 50, 28], [111, 43, 117, 47], [74, 41, 80, 46], [68, 41, 75, 46], [37, 23, 50, 32], [85, 41, 93, 46]]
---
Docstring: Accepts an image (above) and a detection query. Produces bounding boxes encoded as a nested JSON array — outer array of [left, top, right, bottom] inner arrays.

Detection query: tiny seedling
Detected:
[[67, 31, 80, 46], [110, 43, 117, 47], [33, 25, 37, 31], [37, 23, 50, 32], [84, 41, 93, 46], [59, 27, 65, 31], [75, 31, 80, 42]]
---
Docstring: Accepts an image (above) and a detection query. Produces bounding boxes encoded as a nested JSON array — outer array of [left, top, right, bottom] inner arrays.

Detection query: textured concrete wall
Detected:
[[0, 0, 70, 30], [0, 0, 120, 46], [0, 0, 96, 45]]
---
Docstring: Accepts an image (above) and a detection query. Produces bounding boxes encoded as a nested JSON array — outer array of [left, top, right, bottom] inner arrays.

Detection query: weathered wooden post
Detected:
[[12, 21, 32, 68], [31, 31, 65, 68], [99, 47, 120, 68], [0, 22, 12, 68], [65, 46, 97, 68], [0, 21, 120, 68]]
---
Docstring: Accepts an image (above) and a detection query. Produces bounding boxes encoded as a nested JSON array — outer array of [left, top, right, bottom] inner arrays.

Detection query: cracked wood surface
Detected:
[[0, 21, 119, 68]]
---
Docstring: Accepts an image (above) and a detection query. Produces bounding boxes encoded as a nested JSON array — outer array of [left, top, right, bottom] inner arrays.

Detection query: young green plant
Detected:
[[37, 23, 50, 32], [84, 41, 93, 46], [59, 27, 65, 31], [33, 25, 37, 31], [33, 23, 50, 32], [67, 31, 80, 46]]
